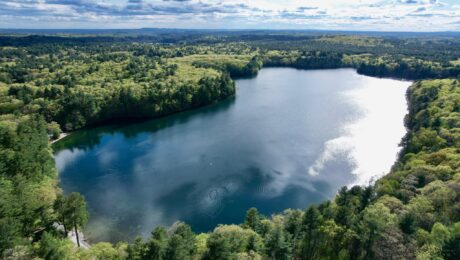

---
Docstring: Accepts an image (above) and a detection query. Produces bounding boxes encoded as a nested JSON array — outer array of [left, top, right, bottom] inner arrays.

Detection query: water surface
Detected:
[[54, 68, 410, 242]]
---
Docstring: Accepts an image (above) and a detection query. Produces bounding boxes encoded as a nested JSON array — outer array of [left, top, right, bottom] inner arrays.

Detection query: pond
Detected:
[[53, 68, 411, 243]]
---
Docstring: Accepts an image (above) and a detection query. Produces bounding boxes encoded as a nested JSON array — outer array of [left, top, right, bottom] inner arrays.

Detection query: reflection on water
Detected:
[[54, 68, 410, 243]]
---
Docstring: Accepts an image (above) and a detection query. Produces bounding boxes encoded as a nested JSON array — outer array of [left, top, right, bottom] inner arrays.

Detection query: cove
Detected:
[[53, 68, 411, 243]]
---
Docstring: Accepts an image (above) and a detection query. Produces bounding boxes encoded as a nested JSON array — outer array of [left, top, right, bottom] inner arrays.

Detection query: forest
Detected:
[[0, 31, 460, 259]]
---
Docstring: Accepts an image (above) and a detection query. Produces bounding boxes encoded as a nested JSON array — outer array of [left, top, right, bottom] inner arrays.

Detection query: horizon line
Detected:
[[0, 27, 459, 34]]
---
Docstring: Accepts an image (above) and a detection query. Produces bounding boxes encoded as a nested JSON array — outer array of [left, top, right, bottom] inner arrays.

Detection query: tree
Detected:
[[165, 223, 196, 260], [15, 116, 54, 180], [38, 232, 76, 260], [442, 222, 460, 260], [283, 209, 303, 239], [359, 203, 395, 259], [205, 232, 232, 260], [127, 237, 146, 260], [243, 207, 262, 233], [421, 181, 456, 212], [317, 220, 344, 259], [65, 192, 89, 248], [205, 225, 263, 260], [145, 226, 168, 260], [298, 206, 323, 260], [264, 222, 291, 260], [409, 128, 446, 153], [54, 194, 68, 234], [407, 196, 435, 230], [373, 226, 414, 259], [47, 121, 61, 140], [0, 217, 21, 254], [430, 222, 451, 248], [81, 242, 122, 260]]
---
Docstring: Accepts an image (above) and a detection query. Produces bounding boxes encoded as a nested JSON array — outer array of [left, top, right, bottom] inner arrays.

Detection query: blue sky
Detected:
[[1, 0, 459, 31]]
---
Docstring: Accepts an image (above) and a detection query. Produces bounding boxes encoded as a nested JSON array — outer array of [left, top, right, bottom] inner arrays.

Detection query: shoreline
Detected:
[[68, 229, 91, 249], [50, 132, 69, 144], [54, 222, 91, 249], [51, 134, 91, 249]]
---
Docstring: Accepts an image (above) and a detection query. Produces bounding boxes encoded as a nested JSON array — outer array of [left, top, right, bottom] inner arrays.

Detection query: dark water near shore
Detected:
[[54, 68, 410, 242]]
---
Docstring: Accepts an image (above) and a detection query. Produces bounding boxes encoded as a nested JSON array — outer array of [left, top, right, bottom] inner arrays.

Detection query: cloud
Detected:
[[278, 9, 327, 20], [0, 0, 458, 31], [46, 0, 84, 4], [297, 6, 318, 11], [350, 16, 377, 21], [399, 0, 419, 4], [397, 0, 444, 5], [414, 6, 427, 12]]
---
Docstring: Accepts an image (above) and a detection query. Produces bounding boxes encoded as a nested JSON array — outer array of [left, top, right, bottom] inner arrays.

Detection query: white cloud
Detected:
[[0, 0, 459, 30]]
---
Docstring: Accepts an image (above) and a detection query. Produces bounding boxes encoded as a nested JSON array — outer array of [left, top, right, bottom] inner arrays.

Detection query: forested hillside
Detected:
[[0, 32, 459, 259]]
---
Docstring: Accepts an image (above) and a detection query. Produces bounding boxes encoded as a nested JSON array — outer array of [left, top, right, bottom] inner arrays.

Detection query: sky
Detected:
[[0, 0, 459, 31]]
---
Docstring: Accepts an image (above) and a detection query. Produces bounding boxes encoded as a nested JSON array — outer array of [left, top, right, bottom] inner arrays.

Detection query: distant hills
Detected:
[[1, 28, 460, 38]]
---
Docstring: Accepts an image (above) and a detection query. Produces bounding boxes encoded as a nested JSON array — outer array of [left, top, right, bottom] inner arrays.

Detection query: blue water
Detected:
[[54, 68, 409, 242]]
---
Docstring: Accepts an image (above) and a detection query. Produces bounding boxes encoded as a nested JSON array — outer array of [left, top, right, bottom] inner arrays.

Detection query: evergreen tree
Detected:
[[265, 224, 291, 260], [65, 192, 89, 248], [243, 207, 262, 233], [165, 223, 196, 260], [145, 226, 168, 260]]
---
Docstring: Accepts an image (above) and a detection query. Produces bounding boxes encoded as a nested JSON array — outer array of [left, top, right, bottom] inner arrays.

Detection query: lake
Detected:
[[53, 68, 411, 243]]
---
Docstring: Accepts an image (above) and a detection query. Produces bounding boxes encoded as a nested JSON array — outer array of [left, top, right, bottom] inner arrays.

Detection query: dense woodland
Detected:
[[1, 32, 460, 259]]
